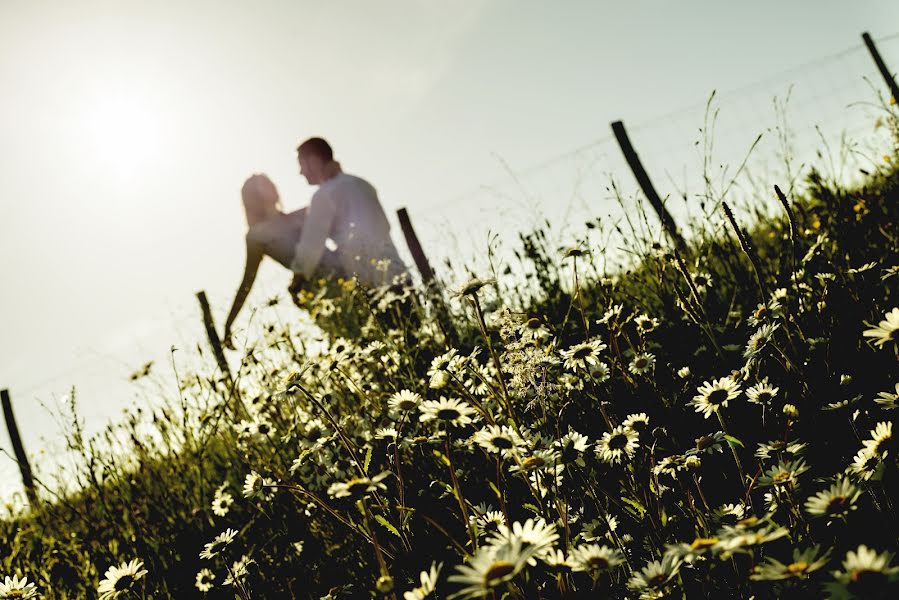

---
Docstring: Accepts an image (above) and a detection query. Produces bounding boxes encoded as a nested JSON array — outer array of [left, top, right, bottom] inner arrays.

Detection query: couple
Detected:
[[222, 137, 408, 349]]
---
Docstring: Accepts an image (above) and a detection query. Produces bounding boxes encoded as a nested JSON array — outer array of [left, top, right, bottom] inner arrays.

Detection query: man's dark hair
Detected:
[[297, 137, 334, 162]]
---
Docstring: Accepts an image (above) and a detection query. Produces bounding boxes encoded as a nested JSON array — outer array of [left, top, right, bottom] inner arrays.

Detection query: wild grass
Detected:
[[1, 99, 899, 599]]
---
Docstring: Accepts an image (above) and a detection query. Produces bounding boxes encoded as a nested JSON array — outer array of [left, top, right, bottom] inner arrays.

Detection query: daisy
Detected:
[[569, 544, 625, 572], [597, 304, 623, 325], [509, 449, 560, 474], [199, 528, 238, 560], [554, 430, 591, 463], [560, 339, 607, 372], [595, 425, 639, 465], [750, 545, 831, 581], [403, 562, 442, 600], [862, 421, 895, 458], [454, 277, 495, 298], [471, 425, 523, 456], [744, 323, 780, 360], [746, 380, 779, 405], [223, 555, 255, 586], [447, 538, 538, 599], [627, 555, 682, 598], [689, 377, 741, 419], [863, 307, 899, 348], [629, 352, 656, 375], [490, 518, 559, 563], [691, 271, 713, 292], [211, 489, 234, 517], [747, 298, 784, 327], [195, 568, 215, 593], [677, 366, 691, 379], [805, 477, 861, 520], [830, 545, 899, 596], [388, 390, 423, 412], [419, 397, 478, 428], [471, 511, 506, 537], [327, 472, 390, 499], [242, 471, 275, 500], [634, 313, 660, 333], [97, 559, 148, 599], [0, 575, 39, 599], [622, 413, 650, 436], [540, 549, 576, 570], [847, 448, 881, 481], [875, 383, 899, 410], [588, 361, 611, 382], [758, 459, 809, 488], [375, 427, 399, 440]]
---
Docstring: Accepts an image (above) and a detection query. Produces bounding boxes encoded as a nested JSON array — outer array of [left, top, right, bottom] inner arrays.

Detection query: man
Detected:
[[288, 137, 407, 300]]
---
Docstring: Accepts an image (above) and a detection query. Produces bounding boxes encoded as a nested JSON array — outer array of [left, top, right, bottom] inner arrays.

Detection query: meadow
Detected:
[[1, 102, 898, 599]]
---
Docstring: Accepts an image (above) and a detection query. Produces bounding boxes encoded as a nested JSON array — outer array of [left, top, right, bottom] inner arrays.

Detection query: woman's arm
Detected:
[[223, 238, 264, 348]]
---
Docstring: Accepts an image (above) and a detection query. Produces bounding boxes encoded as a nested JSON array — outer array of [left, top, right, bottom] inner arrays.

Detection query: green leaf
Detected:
[[375, 514, 402, 539], [488, 481, 502, 500], [523, 503, 541, 515], [620, 495, 646, 518], [724, 435, 744, 448], [363, 446, 373, 475]]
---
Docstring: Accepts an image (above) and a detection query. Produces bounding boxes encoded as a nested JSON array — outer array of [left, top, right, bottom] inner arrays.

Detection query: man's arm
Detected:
[[290, 188, 336, 277]]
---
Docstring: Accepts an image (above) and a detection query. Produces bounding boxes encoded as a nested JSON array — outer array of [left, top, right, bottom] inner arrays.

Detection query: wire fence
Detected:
[[3, 31, 899, 507]]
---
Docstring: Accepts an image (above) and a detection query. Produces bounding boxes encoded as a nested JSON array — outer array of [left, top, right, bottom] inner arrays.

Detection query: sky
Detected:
[[2, 0, 899, 503]]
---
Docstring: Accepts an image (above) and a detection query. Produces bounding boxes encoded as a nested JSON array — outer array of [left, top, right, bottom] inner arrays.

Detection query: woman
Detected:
[[222, 173, 341, 350]]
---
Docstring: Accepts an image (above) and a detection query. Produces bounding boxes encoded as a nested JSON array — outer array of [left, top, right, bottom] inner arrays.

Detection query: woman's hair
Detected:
[[241, 173, 282, 227]]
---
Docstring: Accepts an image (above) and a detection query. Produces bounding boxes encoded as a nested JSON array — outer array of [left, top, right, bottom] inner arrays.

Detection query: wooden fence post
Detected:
[[862, 32, 899, 108], [196, 291, 232, 380], [397, 208, 436, 285], [1, 389, 38, 507], [395, 207, 458, 344], [611, 120, 688, 252]]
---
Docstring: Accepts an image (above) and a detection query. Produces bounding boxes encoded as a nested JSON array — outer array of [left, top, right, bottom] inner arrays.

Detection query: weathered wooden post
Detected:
[[611, 120, 688, 252], [397, 207, 436, 284], [862, 32, 899, 108], [196, 291, 232, 380], [395, 207, 458, 344], [1, 389, 38, 507]]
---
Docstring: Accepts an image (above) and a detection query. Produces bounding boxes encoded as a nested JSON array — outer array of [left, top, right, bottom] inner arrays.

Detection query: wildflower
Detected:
[[689, 431, 727, 455], [195, 569, 215, 592], [876, 383, 899, 409], [200, 528, 238, 560], [746, 380, 779, 405], [627, 555, 682, 599], [750, 545, 830, 581], [830, 545, 899, 597], [471, 511, 506, 537], [690, 377, 741, 419], [755, 439, 807, 461], [447, 538, 539, 599], [0, 575, 39, 599], [471, 425, 523, 456], [555, 430, 591, 463], [419, 397, 478, 427], [509, 449, 560, 474], [223, 555, 255, 586], [560, 339, 607, 372], [588, 361, 611, 382], [862, 421, 895, 458], [677, 366, 691, 379], [403, 562, 441, 600], [714, 520, 790, 559], [242, 471, 275, 500], [327, 472, 390, 499], [863, 307, 899, 348], [597, 304, 623, 325], [748, 299, 784, 327], [211, 488, 234, 517], [744, 323, 780, 360], [847, 448, 881, 481], [691, 271, 713, 292], [569, 544, 625, 572], [805, 477, 861, 521], [97, 559, 148, 599], [388, 390, 423, 412], [783, 403, 799, 418], [375, 427, 398, 440], [712, 503, 747, 526], [454, 277, 495, 298], [595, 425, 639, 465], [758, 459, 809, 488], [490, 518, 559, 563], [634, 314, 660, 333], [629, 352, 656, 375], [622, 413, 650, 435], [541, 549, 576, 570]]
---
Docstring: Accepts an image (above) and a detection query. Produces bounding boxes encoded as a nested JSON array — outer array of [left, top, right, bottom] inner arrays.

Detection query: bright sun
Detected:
[[81, 90, 166, 180]]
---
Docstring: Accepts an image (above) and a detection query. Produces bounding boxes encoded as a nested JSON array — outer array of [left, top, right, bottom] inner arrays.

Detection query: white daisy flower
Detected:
[[746, 380, 779, 405], [195, 568, 215, 592], [223, 555, 256, 586], [595, 425, 639, 465], [447, 538, 539, 599], [419, 397, 478, 427], [560, 339, 607, 372], [689, 377, 741, 419], [744, 323, 780, 360], [875, 383, 899, 410], [490, 518, 559, 563], [0, 575, 39, 599], [403, 562, 442, 600], [97, 559, 148, 599], [863, 307, 899, 348], [388, 390, 423, 412], [471, 425, 524, 456], [629, 352, 656, 375], [862, 421, 894, 458], [831, 545, 899, 593], [199, 528, 238, 560], [569, 544, 625, 572], [211, 489, 234, 517], [327, 472, 390, 499], [847, 448, 881, 481], [677, 366, 691, 379], [622, 413, 651, 436], [805, 477, 861, 520]]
